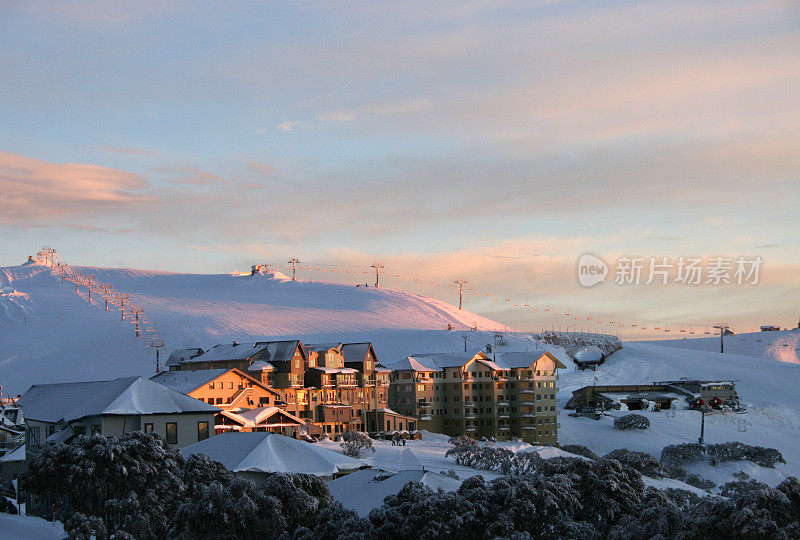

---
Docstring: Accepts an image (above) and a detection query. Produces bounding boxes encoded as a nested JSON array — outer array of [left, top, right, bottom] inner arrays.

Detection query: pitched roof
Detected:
[[395, 351, 488, 371], [328, 468, 461, 516], [186, 340, 301, 365], [341, 342, 374, 365], [304, 342, 343, 353], [150, 368, 231, 394], [220, 407, 305, 428], [181, 432, 366, 477], [20, 377, 219, 423], [165, 348, 204, 367], [490, 351, 567, 370]]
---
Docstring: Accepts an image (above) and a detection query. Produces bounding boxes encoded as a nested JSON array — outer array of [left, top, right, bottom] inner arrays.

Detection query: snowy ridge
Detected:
[[636, 329, 800, 364], [0, 261, 522, 395]]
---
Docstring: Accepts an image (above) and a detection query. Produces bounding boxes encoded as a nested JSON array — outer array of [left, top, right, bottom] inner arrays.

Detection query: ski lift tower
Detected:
[[453, 278, 468, 310], [130, 306, 144, 337], [371, 263, 384, 287], [713, 323, 729, 353], [288, 258, 300, 281], [146, 337, 166, 373]]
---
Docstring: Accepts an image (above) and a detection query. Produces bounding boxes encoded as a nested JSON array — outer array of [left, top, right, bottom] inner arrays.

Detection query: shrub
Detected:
[[603, 449, 665, 477], [613, 413, 650, 430], [707, 442, 785, 468], [560, 444, 598, 460], [448, 435, 478, 448], [684, 473, 716, 491]]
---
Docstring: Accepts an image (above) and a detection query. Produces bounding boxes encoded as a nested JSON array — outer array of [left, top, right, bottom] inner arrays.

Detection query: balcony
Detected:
[[463, 401, 476, 407], [417, 401, 432, 408], [498, 425, 510, 430], [496, 401, 510, 407], [377, 380, 389, 386], [461, 375, 474, 382], [464, 413, 476, 419], [522, 426, 536, 430], [416, 377, 433, 383], [497, 414, 510, 419], [336, 380, 357, 387], [465, 427, 476, 432]]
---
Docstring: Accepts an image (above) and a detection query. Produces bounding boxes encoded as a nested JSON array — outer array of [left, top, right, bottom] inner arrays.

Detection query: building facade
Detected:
[[390, 350, 566, 444], [168, 340, 394, 437]]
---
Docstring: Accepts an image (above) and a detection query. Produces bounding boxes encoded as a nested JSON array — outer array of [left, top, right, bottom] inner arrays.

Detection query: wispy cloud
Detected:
[[92, 146, 156, 156], [0, 150, 150, 223], [276, 121, 304, 132], [319, 99, 431, 122]]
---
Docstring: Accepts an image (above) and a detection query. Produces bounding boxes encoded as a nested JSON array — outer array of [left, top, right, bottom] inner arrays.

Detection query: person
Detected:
[[402, 437, 406, 446]]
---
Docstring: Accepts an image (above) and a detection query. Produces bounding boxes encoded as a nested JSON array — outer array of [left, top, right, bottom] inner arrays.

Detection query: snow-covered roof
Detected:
[[395, 351, 488, 371], [374, 364, 392, 373], [328, 468, 461, 516], [165, 347, 204, 367], [310, 366, 359, 374], [0, 443, 25, 462], [574, 346, 604, 363], [491, 351, 567, 370], [395, 350, 564, 372], [185, 340, 300, 365], [304, 342, 343, 353], [247, 361, 274, 372], [20, 377, 219, 423], [181, 432, 366, 477], [150, 368, 231, 394], [221, 407, 305, 428]]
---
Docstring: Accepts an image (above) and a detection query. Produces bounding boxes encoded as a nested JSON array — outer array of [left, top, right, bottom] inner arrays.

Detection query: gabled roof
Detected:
[[485, 351, 567, 370], [183, 340, 303, 365], [150, 368, 231, 394], [151, 368, 280, 396], [395, 351, 489, 371], [328, 468, 461, 517], [220, 407, 305, 428], [165, 348, 204, 367], [341, 342, 376, 365], [181, 432, 366, 477], [20, 377, 219, 423], [304, 342, 343, 353]]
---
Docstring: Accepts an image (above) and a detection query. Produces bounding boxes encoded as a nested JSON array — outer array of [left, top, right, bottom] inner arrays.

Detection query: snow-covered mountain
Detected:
[[0, 260, 532, 395]]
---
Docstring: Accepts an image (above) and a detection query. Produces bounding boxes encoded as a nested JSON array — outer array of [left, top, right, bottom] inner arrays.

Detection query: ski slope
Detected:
[[0, 260, 528, 395], [636, 329, 800, 364]]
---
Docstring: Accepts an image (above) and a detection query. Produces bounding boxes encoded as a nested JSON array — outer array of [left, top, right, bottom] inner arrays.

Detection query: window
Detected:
[[28, 426, 40, 447], [209, 382, 215, 389], [166, 422, 178, 444], [229, 382, 234, 389], [47, 425, 55, 437], [216, 398, 224, 404], [90, 425, 101, 435], [197, 421, 209, 441], [73, 425, 86, 436], [144, 423, 154, 434], [259, 397, 269, 405]]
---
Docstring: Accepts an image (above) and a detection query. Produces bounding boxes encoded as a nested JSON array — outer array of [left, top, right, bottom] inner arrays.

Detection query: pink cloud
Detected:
[[0, 150, 150, 222]]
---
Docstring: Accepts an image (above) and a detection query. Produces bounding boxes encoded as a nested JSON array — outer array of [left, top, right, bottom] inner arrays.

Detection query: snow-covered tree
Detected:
[[613, 413, 650, 430], [603, 449, 665, 478], [340, 430, 375, 458]]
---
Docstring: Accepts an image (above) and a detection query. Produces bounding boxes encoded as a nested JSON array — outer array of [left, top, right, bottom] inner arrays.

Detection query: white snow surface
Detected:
[[637, 329, 800, 364], [557, 341, 800, 483], [0, 262, 527, 395], [0, 513, 65, 540], [181, 432, 366, 477]]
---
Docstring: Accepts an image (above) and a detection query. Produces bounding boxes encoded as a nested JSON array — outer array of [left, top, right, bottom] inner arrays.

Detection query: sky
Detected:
[[0, 1, 798, 336]]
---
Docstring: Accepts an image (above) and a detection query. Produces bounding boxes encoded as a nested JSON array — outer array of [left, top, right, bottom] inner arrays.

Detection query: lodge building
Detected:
[[389, 350, 566, 444], [166, 340, 413, 437]]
